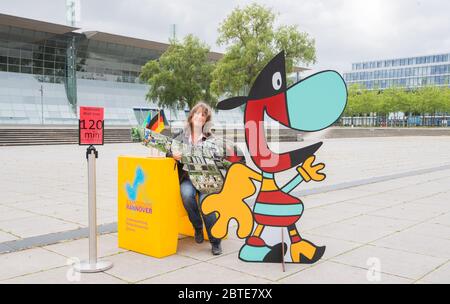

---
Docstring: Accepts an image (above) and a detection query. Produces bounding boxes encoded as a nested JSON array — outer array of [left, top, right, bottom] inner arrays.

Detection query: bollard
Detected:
[[74, 146, 113, 273]]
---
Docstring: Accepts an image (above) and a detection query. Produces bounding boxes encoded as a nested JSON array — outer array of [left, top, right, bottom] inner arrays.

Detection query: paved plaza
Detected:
[[0, 136, 449, 284]]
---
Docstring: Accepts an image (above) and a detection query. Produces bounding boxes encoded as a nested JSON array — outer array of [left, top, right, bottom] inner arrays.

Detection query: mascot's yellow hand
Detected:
[[296, 156, 326, 182], [202, 163, 262, 239]]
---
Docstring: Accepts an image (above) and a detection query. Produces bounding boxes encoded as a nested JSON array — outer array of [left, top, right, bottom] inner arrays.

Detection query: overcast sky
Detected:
[[1, 0, 449, 74]]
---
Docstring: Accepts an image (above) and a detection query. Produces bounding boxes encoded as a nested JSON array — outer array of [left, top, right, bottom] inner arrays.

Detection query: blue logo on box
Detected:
[[126, 167, 145, 201]]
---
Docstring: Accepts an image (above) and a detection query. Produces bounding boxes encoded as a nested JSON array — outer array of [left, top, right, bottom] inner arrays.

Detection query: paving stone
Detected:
[[368, 202, 447, 221], [44, 234, 127, 260], [0, 231, 18, 243], [0, 216, 81, 238], [331, 245, 447, 280], [372, 231, 450, 259], [209, 251, 312, 281], [1, 266, 125, 284], [308, 215, 417, 243], [104, 251, 199, 283], [0, 248, 67, 281], [278, 261, 412, 284], [139, 262, 271, 284], [419, 262, 450, 284]]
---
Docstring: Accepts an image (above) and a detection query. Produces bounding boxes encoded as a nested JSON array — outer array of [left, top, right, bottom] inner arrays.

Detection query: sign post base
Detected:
[[74, 260, 113, 273]]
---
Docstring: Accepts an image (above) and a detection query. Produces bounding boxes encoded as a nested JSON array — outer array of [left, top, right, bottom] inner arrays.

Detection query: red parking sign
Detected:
[[79, 106, 104, 145]]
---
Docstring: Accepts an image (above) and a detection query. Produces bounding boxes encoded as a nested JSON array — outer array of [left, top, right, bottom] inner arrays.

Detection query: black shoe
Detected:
[[211, 243, 222, 255], [194, 229, 204, 244]]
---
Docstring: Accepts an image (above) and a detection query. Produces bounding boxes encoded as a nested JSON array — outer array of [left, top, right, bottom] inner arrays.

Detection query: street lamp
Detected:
[[39, 84, 44, 125]]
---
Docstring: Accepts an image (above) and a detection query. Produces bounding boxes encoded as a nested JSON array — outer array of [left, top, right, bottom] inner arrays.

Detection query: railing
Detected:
[[339, 115, 450, 127]]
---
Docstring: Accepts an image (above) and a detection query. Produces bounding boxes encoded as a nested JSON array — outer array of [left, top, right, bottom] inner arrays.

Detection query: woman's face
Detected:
[[192, 108, 207, 129]]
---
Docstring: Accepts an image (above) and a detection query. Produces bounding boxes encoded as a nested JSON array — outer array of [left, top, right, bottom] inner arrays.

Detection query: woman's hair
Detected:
[[186, 102, 213, 136]]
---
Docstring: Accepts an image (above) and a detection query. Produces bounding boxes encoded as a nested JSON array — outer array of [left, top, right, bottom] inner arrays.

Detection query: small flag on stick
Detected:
[[146, 110, 168, 133]]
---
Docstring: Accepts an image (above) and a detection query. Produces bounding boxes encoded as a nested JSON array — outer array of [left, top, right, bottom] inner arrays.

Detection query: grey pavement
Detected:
[[0, 136, 449, 283]]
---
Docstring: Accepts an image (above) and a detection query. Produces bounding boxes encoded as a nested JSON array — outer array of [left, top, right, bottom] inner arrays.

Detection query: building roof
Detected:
[[0, 13, 78, 35], [83, 31, 169, 52], [83, 31, 223, 61], [0, 13, 307, 70]]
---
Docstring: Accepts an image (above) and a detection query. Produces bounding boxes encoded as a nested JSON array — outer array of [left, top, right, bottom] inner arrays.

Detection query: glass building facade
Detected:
[[0, 13, 243, 127], [343, 53, 450, 90]]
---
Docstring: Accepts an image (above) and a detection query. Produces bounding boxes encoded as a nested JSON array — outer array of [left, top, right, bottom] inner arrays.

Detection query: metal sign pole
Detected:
[[75, 146, 113, 273], [281, 228, 286, 272]]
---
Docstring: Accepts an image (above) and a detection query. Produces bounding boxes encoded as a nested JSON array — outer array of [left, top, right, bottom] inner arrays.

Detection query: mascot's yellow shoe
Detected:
[[290, 239, 326, 264]]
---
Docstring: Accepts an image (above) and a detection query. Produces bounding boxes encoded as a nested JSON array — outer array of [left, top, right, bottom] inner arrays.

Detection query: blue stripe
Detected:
[[254, 203, 303, 216], [262, 172, 274, 179], [282, 175, 303, 193], [239, 244, 271, 262]]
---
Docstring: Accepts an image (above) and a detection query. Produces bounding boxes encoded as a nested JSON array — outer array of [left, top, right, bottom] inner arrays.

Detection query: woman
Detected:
[[169, 102, 222, 255]]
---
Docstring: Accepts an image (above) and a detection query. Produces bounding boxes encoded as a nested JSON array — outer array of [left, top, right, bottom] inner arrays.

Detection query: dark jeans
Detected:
[[180, 179, 220, 245]]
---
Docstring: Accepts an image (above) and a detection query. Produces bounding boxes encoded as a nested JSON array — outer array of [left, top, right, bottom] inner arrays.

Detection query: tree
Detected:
[[211, 3, 316, 96], [140, 34, 216, 110]]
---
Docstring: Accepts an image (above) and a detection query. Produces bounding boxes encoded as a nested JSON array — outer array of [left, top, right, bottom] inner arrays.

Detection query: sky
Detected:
[[1, 0, 449, 75]]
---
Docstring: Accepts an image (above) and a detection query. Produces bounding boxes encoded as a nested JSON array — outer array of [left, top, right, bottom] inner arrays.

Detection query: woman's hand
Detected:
[[172, 151, 182, 161]]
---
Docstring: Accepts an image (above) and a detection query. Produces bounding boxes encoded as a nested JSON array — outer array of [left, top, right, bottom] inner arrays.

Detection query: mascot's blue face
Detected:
[[217, 51, 348, 173]]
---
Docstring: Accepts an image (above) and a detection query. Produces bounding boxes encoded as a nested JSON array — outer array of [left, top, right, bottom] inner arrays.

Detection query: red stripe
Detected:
[[256, 190, 301, 204], [246, 236, 266, 247], [254, 214, 301, 227], [291, 235, 302, 243], [244, 93, 293, 173]]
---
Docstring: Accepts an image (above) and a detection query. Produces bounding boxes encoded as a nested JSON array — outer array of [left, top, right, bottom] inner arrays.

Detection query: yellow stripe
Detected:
[[155, 123, 165, 133], [261, 178, 278, 191], [289, 230, 297, 237], [253, 224, 264, 237]]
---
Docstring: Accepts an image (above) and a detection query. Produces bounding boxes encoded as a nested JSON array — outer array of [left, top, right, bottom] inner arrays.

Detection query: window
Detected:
[[33, 67, 43, 75], [44, 68, 54, 76], [44, 61, 54, 69], [44, 54, 55, 61], [55, 48, 66, 56], [44, 47, 55, 54], [21, 66, 32, 74], [55, 62, 65, 70], [33, 60, 43, 68], [33, 52, 44, 60], [8, 57, 20, 65], [55, 55, 66, 62], [8, 65, 19, 72], [20, 58, 32, 67]]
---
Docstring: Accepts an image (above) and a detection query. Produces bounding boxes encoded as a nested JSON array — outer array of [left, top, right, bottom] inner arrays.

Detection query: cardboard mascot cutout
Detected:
[[201, 51, 348, 264]]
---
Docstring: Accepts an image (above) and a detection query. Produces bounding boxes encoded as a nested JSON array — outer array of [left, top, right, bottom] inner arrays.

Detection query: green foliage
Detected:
[[211, 3, 316, 96], [140, 34, 216, 110], [346, 85, 450, 120], [131, 127, 143, 142]]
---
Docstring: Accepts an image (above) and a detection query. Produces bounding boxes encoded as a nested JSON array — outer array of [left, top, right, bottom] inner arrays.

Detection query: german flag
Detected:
[[146, 110, 168, 133]]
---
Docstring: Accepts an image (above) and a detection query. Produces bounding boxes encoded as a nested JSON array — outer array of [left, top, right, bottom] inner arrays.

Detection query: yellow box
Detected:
[[118, 156, 215, 258]]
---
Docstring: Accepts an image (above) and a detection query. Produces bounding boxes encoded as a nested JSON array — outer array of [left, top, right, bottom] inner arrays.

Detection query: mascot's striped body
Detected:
[[202, 51, 348, 264]]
